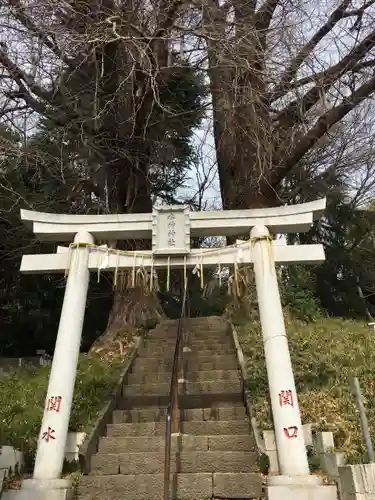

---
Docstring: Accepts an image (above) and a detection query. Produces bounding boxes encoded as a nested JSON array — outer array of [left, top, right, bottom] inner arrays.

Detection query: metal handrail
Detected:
[[163, 283, 188, 500]]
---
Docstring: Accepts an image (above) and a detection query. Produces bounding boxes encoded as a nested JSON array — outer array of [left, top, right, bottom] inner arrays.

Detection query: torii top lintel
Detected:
[[20, 198, 326, 242]]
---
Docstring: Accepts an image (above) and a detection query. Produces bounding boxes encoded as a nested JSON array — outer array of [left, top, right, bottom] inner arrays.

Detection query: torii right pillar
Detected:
[[251, 225, 337, 500]]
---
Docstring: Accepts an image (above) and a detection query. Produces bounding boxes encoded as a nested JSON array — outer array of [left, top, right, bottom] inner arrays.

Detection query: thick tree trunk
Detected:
[[90, 35, 167, 346], [89, 196, 165, 350], [205, 0, 280, 211], [106, 287, 164, 332], [92, 153, 165, 347], [90, 288, 164, 356], [88, 25, 181, 351], [90, 244, 165, 351], [95, 195, 165, 345]]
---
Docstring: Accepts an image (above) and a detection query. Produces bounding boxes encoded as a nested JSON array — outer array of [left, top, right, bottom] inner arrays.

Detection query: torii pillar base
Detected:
[[4, 479, 73, 500], [267, 475, 337, 500]]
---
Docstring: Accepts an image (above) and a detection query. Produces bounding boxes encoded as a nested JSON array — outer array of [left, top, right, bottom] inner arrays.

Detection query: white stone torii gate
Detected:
[[16, 199, 336, 500]]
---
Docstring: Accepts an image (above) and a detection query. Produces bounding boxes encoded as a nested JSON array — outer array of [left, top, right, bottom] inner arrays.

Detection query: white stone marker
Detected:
[[33, 230, 94, 480], [250, 225, 310, 476]]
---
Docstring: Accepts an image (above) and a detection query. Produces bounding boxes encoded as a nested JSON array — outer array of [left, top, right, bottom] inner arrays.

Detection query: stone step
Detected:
[[133, 356, 237, 372], [117, 392, 243, 410], [139, 344, 235, 359], [152, 317, 229, 328], [127, 369, 240, 385], [106, 419, 250, 437], [146, 323, 231, 338], [113, 406, 246, 424], [90, 450, 258, 475], [123, 380, 241, 397], [144, 333, 233, 347], [187, 369, 240, 382], [147, 332, 230, 341], [78, 472, 263, 500], [99, 434, 255, 453], [143, 339, 234, 349], [140, 346, 235, 357], [138, 349, 235, 359]]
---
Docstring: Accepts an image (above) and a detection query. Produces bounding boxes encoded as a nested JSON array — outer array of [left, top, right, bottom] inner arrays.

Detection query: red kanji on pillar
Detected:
[[283, 426, 298, 439], [279, 390, 294, 407], [46, 396, 62, 413], [41, 427, 56, 442]]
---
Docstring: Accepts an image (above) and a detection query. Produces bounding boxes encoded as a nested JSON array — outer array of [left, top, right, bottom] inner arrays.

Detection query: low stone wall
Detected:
[[261, 422, 375, 499], [228, 321, 266, 455], [78, 336, 143, 474], [0, 356, 51, 376], [263, 425, 346, 479], [0, 445, 24, 492], [339, 464, 375, 500], [0, 433, 87, 497], [64, 432, 87, 463]]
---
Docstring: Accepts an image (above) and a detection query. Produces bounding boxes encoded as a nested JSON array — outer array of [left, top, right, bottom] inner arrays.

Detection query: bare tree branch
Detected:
[[270, 0, 351, 103], [273, 58, 375, 100], [275, 74, 375, 186], [343, 0, 375, 18], [0, 48, 53, 103], [277, 29, 375, 126], [154, 0, 183, 38], [255, 0, 282, 30], [7, 0, 77, 69], [0, 103, 27, 118]]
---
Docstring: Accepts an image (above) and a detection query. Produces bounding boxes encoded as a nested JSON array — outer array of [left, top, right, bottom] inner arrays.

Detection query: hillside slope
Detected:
[[236, 316, 374, 462]]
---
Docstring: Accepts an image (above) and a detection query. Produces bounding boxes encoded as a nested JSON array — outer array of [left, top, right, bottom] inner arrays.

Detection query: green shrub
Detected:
[[0, 354, 123, 470], [237, 317, 374, 463], [280, 265, 323, 321]]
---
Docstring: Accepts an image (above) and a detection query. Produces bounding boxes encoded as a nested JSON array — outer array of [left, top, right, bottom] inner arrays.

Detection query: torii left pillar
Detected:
[[17, 230, 93, 500]]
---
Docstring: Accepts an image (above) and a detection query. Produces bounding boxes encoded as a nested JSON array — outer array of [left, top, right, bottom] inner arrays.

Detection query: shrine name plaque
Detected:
[[152, 205, 190, 255]]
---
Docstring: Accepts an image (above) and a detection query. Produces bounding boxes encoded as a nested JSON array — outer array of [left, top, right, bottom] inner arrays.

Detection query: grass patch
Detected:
[[236, 316, 374, 463], [0, 354, 125, 470]]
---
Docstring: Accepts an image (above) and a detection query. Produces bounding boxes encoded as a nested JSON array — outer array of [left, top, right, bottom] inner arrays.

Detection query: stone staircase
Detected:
[[78, 317, 264, 499]]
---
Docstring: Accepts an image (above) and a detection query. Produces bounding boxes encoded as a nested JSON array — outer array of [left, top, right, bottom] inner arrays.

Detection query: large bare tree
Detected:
[[203, 0, 375, 208], [2, 0, 375, 334], [0, 0, 205, 333]]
